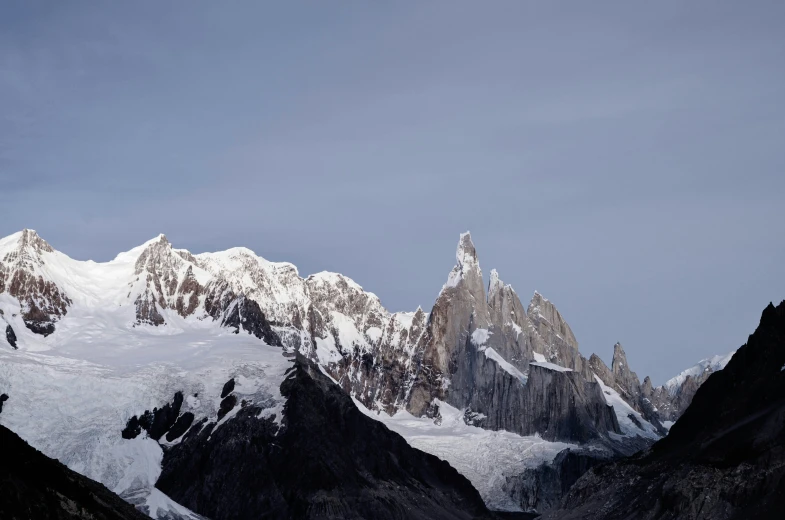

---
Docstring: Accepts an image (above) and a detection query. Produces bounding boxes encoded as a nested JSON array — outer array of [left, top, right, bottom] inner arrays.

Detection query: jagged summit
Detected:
[[487, 268, 508, 302], [0, 227, 741, 516], [456, 231, 478, 267], [528, 290, 579, 352], [17, 228, 54, 254], [135, 233, 170, 250], [0, 228, 724, 431], [612, 342, 628, 370], [444, 231, 484, 293], [0, 229, 54, 263]]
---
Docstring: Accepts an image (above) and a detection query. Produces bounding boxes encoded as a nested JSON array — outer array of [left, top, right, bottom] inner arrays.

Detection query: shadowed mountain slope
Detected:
[[0, 423, 149, 520], [544, 300, 785, 520]]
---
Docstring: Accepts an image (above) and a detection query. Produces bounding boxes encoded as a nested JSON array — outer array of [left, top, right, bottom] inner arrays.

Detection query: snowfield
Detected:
[[594, 375, 661, 440], [354, 398, 576, 512], [0, 229, 689, 517], [0, 313, 292, 519]]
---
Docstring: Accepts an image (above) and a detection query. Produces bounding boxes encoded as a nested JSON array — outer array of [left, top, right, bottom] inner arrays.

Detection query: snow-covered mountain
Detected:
[[0, 229, 733, 516], [644, 350, 736, 426]]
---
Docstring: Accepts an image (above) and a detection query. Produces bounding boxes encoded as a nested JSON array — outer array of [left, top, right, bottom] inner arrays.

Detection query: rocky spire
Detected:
[[487, 269, 529, 335], [487, 268, 506, 304], [444, 232, 484, 297], [641, 375, 653, 396], [611, 342, 641, 401], [440, 232, 488, 326], [527, 291, 579, 352], [588, 353, 614, 386], [456, 232, 478, 268], [408, 233, 490, 415], [612, 343, 632, 376]]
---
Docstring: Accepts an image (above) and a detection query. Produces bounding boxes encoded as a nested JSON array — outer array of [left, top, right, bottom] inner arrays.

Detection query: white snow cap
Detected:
[[1, 228, 54, 256]]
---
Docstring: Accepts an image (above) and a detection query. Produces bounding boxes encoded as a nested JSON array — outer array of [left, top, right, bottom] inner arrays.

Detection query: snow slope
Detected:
[[354, 398, 575, 512], [1, 229, 728, 516], [594, 375, 660, 440], [664, 351, 736, 393], [0, 314, 292, 519]]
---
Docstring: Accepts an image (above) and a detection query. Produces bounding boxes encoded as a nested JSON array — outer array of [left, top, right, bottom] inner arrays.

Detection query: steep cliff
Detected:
[[544, 301, 785, 520], [0, 228, 732, 516], [0, 422, 149, 520], [155, 355, 495, 520]]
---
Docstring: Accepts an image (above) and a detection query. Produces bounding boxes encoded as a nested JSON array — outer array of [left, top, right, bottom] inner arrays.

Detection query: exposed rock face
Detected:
[[446, 336, 620, 442], [641, 351, 735, 423], [131, 235, 205, 326], [220, 295, 282, 346], [0, 228, 738, 515], [587, 342, 737, 431], [5, 324, 16, 349], [0, 393, 7, 414], [0, 423, 149, 520], [216, 394, 237, 420], [155, 356, 495, 520], [402, 234, 620, 444], [0, 228, 665, 448], [503, 448, 614, 513], [0, 230, 71, 336], [327, 307, 428, 415], [528, 291, 579, 356], [543, 301, 785, 520], [220, 378, 235, 399], [121, 392, 184, 441], [165, 412, 195, 443], [611, 343, 640, 402]]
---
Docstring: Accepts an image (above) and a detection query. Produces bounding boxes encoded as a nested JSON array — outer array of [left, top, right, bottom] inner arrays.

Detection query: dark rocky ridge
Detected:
[[155, 355, 495, 520], [165, 412, 195, 442], [220, 378, 235, 398], [121, 391, 185, 441], [503, 448, 614, 513], [4, 324, 15, 349], [221, 295, 282, 346], [543, 300, 785, 520], [0, 423, 149, 520]]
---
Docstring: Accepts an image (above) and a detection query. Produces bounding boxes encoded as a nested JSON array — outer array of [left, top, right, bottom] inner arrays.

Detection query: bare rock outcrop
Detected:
[[543, 301, 785, 520], [404, 233, 621, 443], [5, 324, 16, 349], [0, 230, 71, 336]]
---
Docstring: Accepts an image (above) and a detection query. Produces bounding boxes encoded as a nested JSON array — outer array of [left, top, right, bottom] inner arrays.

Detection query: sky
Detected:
[[1, 1, 783, 384]]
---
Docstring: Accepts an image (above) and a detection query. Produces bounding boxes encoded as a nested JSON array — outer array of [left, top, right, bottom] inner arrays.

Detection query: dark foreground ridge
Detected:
[[544, 300, 785, 520], [156, 354, 496, 520], [0, 422, 149, 520]]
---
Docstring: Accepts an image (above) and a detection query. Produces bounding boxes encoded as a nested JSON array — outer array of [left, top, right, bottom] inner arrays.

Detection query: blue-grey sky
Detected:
[[1, 1, 783, 384]]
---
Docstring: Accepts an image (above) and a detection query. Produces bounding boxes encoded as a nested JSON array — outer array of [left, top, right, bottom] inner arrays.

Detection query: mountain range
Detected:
[[0, 229, 740, 517]]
